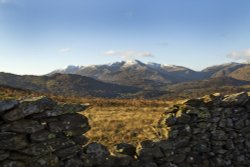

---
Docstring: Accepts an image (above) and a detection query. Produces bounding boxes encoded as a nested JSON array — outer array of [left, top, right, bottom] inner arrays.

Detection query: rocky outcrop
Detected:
[[1, 92, 250, 167]]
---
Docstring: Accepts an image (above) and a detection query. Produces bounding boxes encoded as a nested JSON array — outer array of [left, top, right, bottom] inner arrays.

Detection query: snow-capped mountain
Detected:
[[49, 60, 204, 88], [49, 60, 250, 88]]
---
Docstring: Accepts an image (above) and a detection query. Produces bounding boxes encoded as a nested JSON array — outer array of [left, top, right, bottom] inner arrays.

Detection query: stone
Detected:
[[0, 160, 26, 167], [139, 140, 156, 148], [211, 130, 228, 141], [8, 152, 31, 162], [20, 138, 75, 156], [64, 158, 84, 167], [176, 110, 191, 124], [0, 133, 28, 150], [164, 114, 176, 126], [28, 154, 59, 167], [137, 146, 164, 161], [30, 130, 57, 142], [54, 145, 79, 160], [1, 119, 44, 133], [0, 99, 18, 113], [221, 92, 249, 107], [172, 154, 186, 164], [193, 143, 209, 153], [63, 127, 90, 137], [184, 98, 205, 107], [45, 103, 88, 117], [114, 143, 136, 157], [0, 150, 9, 161], [2, 96, 56, 121], [48, 116, 90, 133], [186, 108, 211, 119], [156, 140, 175, 151], [71, 135, 89, 145], [113, 154, 133, 166], [84, 142, 110, 165]]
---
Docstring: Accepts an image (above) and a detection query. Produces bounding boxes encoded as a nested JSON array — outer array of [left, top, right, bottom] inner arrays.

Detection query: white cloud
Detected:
[[59, 48, 72, 53], [104, 50, 153, 60], [227, 48, 250, 61]]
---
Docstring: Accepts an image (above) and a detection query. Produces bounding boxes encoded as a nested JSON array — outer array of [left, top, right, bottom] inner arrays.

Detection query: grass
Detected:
[[0, 85, 171, 151], [82, 106, 168, 151]]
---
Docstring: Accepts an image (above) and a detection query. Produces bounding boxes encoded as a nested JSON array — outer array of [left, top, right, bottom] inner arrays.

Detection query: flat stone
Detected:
[[184, 98, 205, 107], [9, 152, 32, 162], [45, 103, 89, 117], [64, 127, 90, 137], [47, 114, 89, 133], [30, 130, 57, 142], [1, 119, 44, 133], [28, 154, 59, 167], [2, 96, 56, 121], [71, 135, 89, 145], [20, 138, 75, 156], [0, 99, 18, 113], [0, 133, 28, 150], [54, 145, 79, 160], [0, 160, 26, 167]]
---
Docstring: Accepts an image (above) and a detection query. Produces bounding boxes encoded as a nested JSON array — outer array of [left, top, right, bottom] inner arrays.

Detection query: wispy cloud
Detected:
[[104, 50, 153, 60], [227, 48, 250, 62], [59, 48, 72, 53]]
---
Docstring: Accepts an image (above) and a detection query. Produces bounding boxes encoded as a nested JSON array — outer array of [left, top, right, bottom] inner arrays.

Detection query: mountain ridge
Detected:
[[49, 60, 250, 88]]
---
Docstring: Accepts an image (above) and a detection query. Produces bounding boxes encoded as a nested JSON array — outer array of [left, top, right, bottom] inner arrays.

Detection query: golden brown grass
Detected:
[[82, 106, 168, 151], [0, 85, 171, 150]]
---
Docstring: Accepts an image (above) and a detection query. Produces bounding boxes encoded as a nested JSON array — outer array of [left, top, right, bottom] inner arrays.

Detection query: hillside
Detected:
[[0, 73, 140, 98]]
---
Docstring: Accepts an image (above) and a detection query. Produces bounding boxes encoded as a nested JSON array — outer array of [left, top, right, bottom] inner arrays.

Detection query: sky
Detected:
[[1, 0, 250, 75]]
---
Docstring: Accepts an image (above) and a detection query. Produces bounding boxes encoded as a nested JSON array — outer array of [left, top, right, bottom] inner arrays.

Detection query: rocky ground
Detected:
[[0, 92, 250, 166]]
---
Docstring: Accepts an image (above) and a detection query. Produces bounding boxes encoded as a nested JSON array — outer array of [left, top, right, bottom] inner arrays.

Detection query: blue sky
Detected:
[[1, 0, 250, 75]]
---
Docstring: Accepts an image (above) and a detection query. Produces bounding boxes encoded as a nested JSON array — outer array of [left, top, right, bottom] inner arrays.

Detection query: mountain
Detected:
[[50, 60, 205, 88], [0, 72, 140, 98], [50, 61, 250, 88], [201, 62, 246, 78]]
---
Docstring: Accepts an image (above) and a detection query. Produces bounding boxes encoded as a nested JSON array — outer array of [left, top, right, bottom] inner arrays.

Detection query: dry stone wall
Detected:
[[139, 92, 250, 167], [0, 96, 90, 167], [1, 92, 250, 167]]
